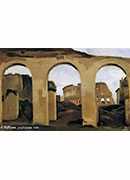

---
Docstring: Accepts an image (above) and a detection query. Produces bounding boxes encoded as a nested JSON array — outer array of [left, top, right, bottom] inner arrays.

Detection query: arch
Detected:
[[94, 61, 129, 106], [95, 61, 129, 126], [2, 63, 32, 76], [80, 58, 130, 127], [95, 64, 127, 101], [95, 63, 128, 77], [94, 58, 129, 78], [47, 61, 82, 80], [93, 60, 129, 105], [47, 62, 82, 126]]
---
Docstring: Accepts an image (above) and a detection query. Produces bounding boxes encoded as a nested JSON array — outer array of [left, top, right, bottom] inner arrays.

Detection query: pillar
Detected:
[[81, 73, 97, 127], [32, 77, 49, 126]]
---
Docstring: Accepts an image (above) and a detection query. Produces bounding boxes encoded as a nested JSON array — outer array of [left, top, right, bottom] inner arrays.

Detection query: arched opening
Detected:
[[2, 64, 33, 125], [48, 64, 82, 128], [95, 65, 128, 128]]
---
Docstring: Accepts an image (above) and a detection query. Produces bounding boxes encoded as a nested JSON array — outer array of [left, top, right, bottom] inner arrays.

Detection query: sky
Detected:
[[96, 66, 126, 101], [76, 48, 130, 58], [4, 48, 130, 101], [4, 65, 32, 76], [48, 65, 81, 96]]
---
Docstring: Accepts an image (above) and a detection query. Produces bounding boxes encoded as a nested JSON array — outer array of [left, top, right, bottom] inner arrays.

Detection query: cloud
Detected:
[[77, 48, 130, 58]]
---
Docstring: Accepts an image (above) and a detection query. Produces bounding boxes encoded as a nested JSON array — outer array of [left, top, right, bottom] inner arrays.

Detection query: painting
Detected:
[[0, 48, 130, 131]]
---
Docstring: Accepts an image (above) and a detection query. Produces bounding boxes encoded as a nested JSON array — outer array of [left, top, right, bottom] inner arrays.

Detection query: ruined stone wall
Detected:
[[2, 74, 22, 120], [116, 77, 129, 122], [120, 78, 129, 101], [3, 74, 23, 94], [2, 74, 32, 121], [3, 92, 19, 120]]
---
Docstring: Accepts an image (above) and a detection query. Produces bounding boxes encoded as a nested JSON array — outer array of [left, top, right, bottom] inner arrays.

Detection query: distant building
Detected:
[[63, 84, 81, 105], [63, 82, 114, 107], [96, 82, 114, 106], [116, 77, 129, 121], [116, 77, 128, 105]]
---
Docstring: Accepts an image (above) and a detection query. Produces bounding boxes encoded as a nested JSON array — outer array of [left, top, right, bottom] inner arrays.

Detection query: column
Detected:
[[32, 77, 49, 126], [81, 74, 97, 127]]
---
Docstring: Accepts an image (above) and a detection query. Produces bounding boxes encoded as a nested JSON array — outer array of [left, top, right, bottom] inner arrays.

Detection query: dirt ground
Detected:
[[0, 109, 129, 131]]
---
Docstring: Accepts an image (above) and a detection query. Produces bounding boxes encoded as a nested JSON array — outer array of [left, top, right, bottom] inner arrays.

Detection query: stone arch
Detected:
[[0, 61, 32, 75], [47, 61, 82, 125], [94, 59, 130, 126], [46, 61, 83, 97], [31, 58, 88, 126], [1, 62, 33, 124], [94, 59, 129, 78], [47, 62, 82, 78], [95, 64, 128, 78]]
